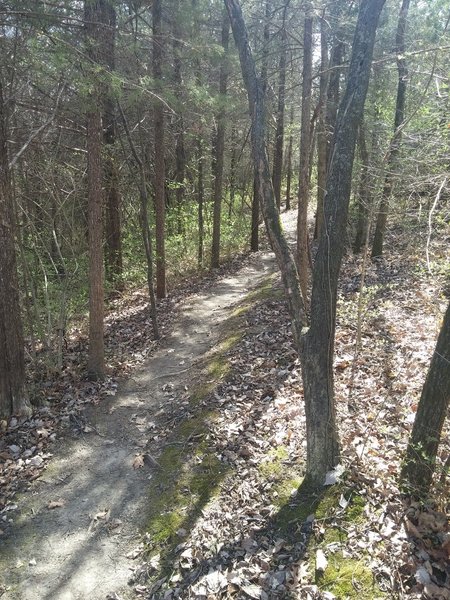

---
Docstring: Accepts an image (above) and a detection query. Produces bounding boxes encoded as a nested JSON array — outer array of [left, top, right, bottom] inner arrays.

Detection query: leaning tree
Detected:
[[224, 0, 386, 485]]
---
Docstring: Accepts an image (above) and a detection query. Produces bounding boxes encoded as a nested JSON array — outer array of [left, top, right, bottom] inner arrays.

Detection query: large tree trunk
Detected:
[[297, 5, 313, 309], [102, 0, 123, 291], [211, 10, 230, 268], [401, 300, 450, 496], [0, 79, 30, 418], [301, 0, 386, 482], [272, 6, 287, 211], [85, 0, 106, 380], [372, 0, 410, 257], [153, 0, 166, 298], [224, 0, 385, 486]]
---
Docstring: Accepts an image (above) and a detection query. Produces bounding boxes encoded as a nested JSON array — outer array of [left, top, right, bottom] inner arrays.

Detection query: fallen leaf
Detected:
[[47, 499, 65, 509], [316, 549, 328, 573], [132, 454, 145, 469]]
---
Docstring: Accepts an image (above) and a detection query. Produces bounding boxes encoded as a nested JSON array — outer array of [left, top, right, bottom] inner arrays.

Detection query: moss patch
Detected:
[[319, 555, 381, 598]]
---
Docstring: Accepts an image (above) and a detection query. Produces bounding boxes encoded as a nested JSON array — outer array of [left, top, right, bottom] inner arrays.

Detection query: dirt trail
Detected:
[[0, 217, 295, 600]]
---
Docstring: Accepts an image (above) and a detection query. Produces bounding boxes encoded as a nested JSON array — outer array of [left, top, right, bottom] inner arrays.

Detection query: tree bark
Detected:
[[301, 0, 386, 483], [272, 7, 287, 211], [250, 0, 270, 252], [224, 0, 385, 486], [85, 0, 106, 380], [354, 123, 371, 253], [101, 0, 123, 291], [173, 0, 186, 234], [372, 0, 410, 257], [118, 104, 159, 339], [211, 10, 230, 268], [297, 6, 313, 309], [401, 300, 450, 496], [0, 79, 31, 418], [285, 104, 294, 211], [153, 0, 166, 298], [315, 12, 329, 240]]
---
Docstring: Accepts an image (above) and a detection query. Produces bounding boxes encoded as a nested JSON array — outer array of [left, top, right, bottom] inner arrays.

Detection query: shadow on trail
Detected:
[[1, 250, 281, 600]]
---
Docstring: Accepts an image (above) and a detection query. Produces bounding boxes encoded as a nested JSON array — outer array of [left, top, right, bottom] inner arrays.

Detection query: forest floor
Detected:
[[0, 210, 449, 600]]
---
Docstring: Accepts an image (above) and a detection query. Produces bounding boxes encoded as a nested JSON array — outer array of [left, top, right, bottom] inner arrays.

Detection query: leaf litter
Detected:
[[1, 212, 449, 599]]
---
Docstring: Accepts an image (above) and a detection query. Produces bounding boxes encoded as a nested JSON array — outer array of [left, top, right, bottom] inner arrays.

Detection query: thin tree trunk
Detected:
[[325, 33, 344, 168], [153, 0, 166, 298], [297, 5, 313, 309], [225, 0, 385, 486], [119, 104, 159, 339], [211, 9, 230, 268], [173, 0, 186, 234], [354, 123, 371, 253], [285, 104, 294, 211], [102, 0, 123, 291], [85, 0, 105, 380], [229, 126, 237, 218], [372, 0, 410, 257], [315, 12, 329, 239], [401, 300, 450, 496], [250, 172, 259, 252], [272, 7, 287, 211], [0, 79, 30, 418], [197, 134, 205, 266], [250, 0, 270, 251]]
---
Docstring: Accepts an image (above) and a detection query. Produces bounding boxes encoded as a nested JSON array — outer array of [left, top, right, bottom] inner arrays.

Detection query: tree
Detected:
[[272, 3, 288, 211], [372, 0, 410, 257], [297, 3, 313, 309], [211, 9, 230, 268], [101, 0, 123, 291], [153, 0, 167, 298], [0, 78, 31, 418], [401, 299, 450, 496], [85, 0, 106, 380], [250, 0, 270, 253], [224, 0, 386, 485]]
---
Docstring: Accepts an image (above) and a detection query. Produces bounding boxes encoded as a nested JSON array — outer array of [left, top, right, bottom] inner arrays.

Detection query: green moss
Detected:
[[258, 446, 289, 478], [319, 555, 381, 598]]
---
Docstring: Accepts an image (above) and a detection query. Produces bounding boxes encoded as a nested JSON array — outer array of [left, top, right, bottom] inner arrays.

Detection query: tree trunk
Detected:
[[250, 0, 270, 252], [297, 6, 313, 309], [85, 1, 106, 380], [315, 12, 329, 240], [153, 0, 166, 298], [119, 104, 159, 339], [301, 0, 386, 483], [211, 10, 230, 269], [173, 0, 186, 234], [401, 300, 450, 496], [285, 104, 294, 211], [102, 0, 123, 291], [372, 0, 410, 257], [325, 31, 344, 168], [250, 171, 259, 252], [224, 0, 386, 486], [354, 123, 371, 253], [197, 134, 205, 266], [0, 79, 30, 418], [272, 7, 287, 211]]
